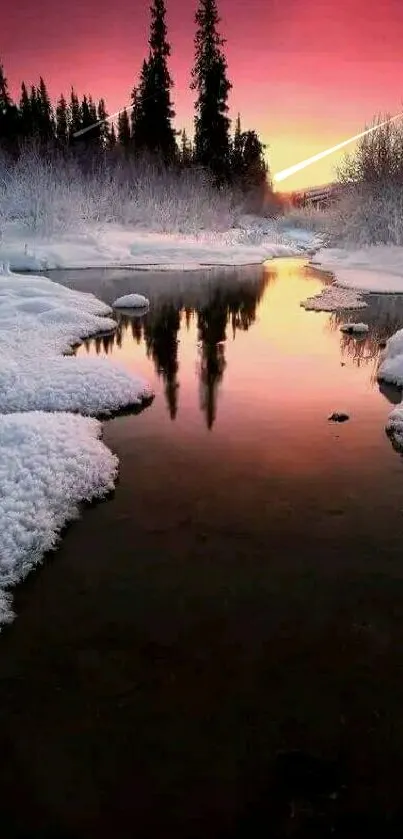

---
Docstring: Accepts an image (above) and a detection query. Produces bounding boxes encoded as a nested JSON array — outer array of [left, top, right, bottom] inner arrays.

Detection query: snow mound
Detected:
[[301, 284, 367, 312], [113, 293, 150, 309], [0, 266, 152, 413], [340, 322, 369, 334], [0, 412, 118, 624], [0, 356, 150, 415], [385, 404, 403, 450], [378, 330, 403, 388]]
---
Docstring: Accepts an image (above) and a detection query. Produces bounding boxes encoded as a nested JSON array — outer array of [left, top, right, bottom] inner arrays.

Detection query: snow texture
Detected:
[[113, 293, 150, 309], [0, 220, 308, 273], [0, 412, 118, 624], [310, 246, 403, 294], [378, 329, 403, 389], [300, 284, 367, 312], [0, 264, 152, 624], [340, 322, 369, 334], [0, 264, 151, 415]]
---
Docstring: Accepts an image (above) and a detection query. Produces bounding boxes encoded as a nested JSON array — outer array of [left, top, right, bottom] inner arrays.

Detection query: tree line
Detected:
[[0, 0, 268, 193]]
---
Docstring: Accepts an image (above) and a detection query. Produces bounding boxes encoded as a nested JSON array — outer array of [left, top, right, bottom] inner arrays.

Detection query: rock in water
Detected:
[[328, 412, 349, 422], [113, 293, 150, 309], [340, 322, 369, 335]]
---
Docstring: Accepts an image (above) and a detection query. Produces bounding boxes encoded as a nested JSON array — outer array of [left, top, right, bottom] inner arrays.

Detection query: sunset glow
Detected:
[[3, 0, 403, 189]]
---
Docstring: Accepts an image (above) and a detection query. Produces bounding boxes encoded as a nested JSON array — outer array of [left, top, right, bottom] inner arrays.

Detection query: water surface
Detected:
[[2, 260, 403, 837]]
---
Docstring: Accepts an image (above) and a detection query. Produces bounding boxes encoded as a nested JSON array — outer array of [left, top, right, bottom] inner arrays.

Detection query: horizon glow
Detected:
[[4, 0, 403, 189]]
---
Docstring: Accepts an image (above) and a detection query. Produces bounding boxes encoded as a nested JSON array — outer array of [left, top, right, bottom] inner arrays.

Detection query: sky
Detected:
[[2, 0, 403, 190]]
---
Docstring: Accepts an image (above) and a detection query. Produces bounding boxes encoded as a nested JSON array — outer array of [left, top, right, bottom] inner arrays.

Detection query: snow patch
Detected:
[[300, 284, 367, 312], [0, 220, 305, 273], [0, 412, 118, 624], [113, 293, 150, 309]]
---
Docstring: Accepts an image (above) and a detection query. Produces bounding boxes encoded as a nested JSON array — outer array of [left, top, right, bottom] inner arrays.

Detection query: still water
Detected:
[[2, 259, 403, 837]]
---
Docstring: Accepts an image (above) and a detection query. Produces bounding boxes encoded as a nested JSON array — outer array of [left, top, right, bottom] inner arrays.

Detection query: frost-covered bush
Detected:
[[327, 182, 403, 246], [0, 148, 247, 237], [328, 114, 403, 246]]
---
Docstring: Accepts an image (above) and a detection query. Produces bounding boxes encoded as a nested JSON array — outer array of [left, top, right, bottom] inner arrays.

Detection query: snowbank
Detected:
[[0, 264, 152, 624], [0, 412, 118, 624], [0, 220, 308, 273], [310, 246, 403, 294], [113, 293, 150, 309]]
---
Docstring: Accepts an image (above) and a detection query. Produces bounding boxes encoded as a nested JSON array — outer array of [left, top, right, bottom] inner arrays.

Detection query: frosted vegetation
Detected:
[[0, 148, 251, 239], [282, 115, 403, 248]]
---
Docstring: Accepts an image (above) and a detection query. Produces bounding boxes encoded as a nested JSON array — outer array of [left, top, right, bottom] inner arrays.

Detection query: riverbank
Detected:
[[0, 265, 151, 624], [0, 218, 315, 272]]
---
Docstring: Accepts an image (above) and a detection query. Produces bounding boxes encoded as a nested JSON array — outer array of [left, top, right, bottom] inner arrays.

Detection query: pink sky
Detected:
[[3, 0, 403, 189]]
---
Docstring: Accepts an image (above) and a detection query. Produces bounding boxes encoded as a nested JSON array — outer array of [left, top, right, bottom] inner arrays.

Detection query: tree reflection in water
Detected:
[[77, 271, 267, 427]]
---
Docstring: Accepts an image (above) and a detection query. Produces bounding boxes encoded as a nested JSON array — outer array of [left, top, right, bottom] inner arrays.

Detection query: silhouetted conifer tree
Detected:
[[179, 129, 193, 166], [108, 122, 117, 149], [132, 0, 176, 161], [56, 94, 69, 147], [97, 98, 109, 148], [191, 0, 232, 185], [117, 108, 131, 148], [0, 61, 19, 151], [69, 88, 82, 142], [37, 77, 55, 143], [231, 113, 243, 178], [19, 82, 32, 140]]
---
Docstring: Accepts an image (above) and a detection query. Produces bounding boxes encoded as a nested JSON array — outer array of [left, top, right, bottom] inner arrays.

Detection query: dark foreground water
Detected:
[[3, 260, 403, 837]]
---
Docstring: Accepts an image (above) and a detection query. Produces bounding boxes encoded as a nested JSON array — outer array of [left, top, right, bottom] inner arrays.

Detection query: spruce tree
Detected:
[[117, 108, 131, 148], [191, 0, 232, 185], [97, 98, 109, 149], [179, 129, 193, 166], [132, 0, 176, 161], [231, 113, 244, 179], [29, 86, 41, 139], [56, 94, 69, 147], [69, 88, 82, 142], [240, 130, 268, 190], [0, 61, 19, 151], [108, 123, 117, 150], [19, 82, 32, 140], [37, 77, 55, 144]]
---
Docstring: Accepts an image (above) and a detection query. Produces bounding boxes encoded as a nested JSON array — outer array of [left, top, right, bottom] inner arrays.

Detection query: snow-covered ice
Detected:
[[340, 322, 369, 334], [0, 412, 118, 624], [0, 264, 152, 624], [113, 293, 150, 309]]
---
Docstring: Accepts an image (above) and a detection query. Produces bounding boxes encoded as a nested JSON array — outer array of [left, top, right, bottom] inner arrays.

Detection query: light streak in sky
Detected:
[[273, 112, 403, 183]]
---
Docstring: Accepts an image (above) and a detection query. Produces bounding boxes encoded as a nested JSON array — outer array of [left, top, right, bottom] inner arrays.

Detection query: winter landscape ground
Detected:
[[3, 114, 403, 630], [3, 161, 403, 623]]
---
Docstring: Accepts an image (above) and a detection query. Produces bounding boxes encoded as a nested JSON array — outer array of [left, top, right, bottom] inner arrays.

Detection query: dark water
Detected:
[[3, 260, 403, 837]]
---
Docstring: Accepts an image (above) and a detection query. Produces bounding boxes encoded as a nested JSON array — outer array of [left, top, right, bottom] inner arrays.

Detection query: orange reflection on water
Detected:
[[77, 259, 400, 481]]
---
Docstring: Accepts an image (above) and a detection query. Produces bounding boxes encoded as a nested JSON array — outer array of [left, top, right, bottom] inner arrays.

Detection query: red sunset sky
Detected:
[[2, 0, 403, 189]]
